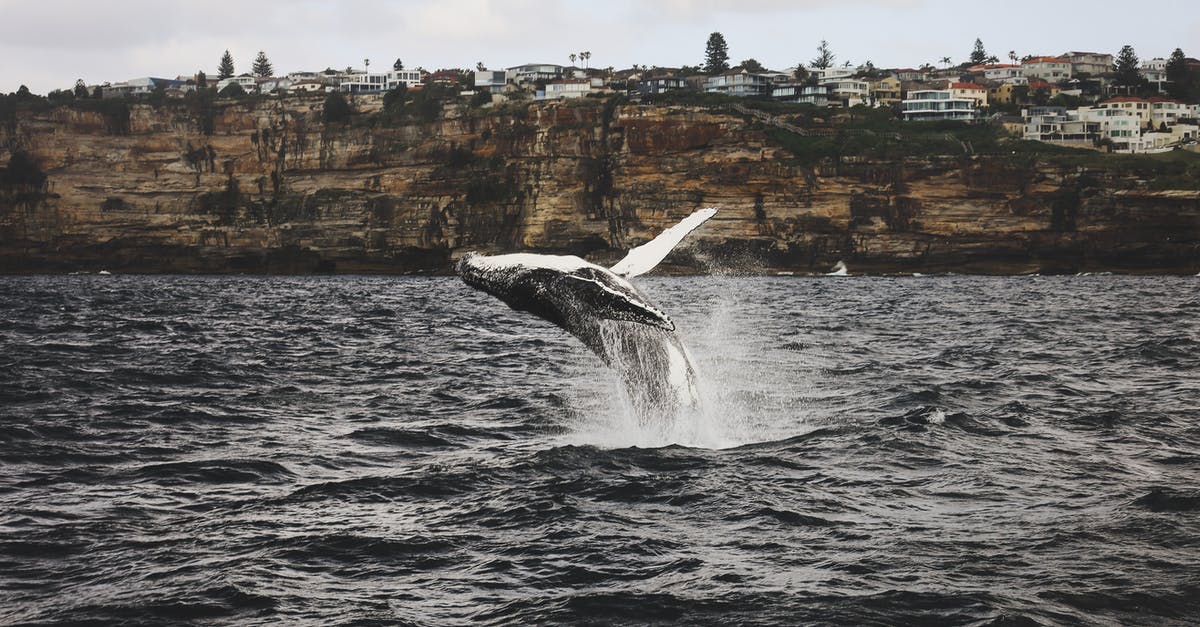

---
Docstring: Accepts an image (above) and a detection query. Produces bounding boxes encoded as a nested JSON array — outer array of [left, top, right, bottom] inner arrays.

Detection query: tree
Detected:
[[196, 71, 208, 90], [218, 50, 235, 80], [252, 51, 273, 78], [1008, 50, 1018, 64], [811, 40, 835, 69], [793, 65, 809, 83], [74, 79, 89, 99], [739, 58, 766, 73], [704, 32, 730, 74], [569, 53, 577, 66], [1114, 45, 1142, 90], [394, 58, 404, 71], [580, 51, 591, 69], [1165, 48, 1195, 101], [970, 38, 988, 65], [940, 56, 953, 69]]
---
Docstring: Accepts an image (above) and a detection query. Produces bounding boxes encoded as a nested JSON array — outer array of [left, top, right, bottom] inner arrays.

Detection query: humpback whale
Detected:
[[458, 208, 717, 419]]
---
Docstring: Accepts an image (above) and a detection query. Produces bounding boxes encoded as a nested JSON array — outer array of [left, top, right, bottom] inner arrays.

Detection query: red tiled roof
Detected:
[[1027, 80, 1060, 90], [1102, 96, 1147, 104], [952, 82, 986, 90]]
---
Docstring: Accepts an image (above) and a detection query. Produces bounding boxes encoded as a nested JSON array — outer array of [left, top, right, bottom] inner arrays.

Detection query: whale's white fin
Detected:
[[610, 207, 717, 278], [557, 275, 675, 331]]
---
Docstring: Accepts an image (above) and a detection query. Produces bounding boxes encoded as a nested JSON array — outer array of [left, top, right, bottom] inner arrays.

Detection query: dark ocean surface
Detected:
[[2, 274, 1198, 626]]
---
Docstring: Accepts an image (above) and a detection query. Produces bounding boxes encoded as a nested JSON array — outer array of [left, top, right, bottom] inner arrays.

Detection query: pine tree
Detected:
[[218, 50, 235, 80], [252, 51, 273, 78], [1165, 48, 1194, 101], [1114, 45, 1142, 89], [704, 32, 730, 75], [197, 71, 208, 89], [970, 38, 988, 65], [393, 58, 404, 71], [811, 40, 835, 70]]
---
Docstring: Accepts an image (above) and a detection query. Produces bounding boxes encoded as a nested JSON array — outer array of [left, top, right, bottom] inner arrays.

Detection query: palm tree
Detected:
[[940, 56, 952, 69], [581, 51, 592, 69], [1008, 50, 1018, 64], [570, 53, 577, 66], [364, 59, 371, 73]]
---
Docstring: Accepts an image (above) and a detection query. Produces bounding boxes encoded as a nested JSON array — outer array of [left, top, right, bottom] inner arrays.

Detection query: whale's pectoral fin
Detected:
[[610, 207, 718, 278], [554, 275, 675, 331]]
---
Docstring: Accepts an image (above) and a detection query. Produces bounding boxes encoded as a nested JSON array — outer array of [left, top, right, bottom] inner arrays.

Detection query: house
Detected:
[[537, 77, 606, 100], [474, 70, 508, 94], [901, 89, 978, 121], [1022, 57, 1072, 82], [215, 75, 258, 94], [973, 64, 1024, 84], [1023, 107, 1100, 148], [1062, 52, 1113, 76], [638, 74, 691, 95], [950, 82, 988, 108], [101, 77, 189, 98], [506, 64, 565, 85], [339, 69, 422, 93], [424, 70, 460, 87], [821, 78, 870, 107], [1148, 97, 1199, 126], [339, 72, 389, 93], [1140, 59, 1168, 93], [705, 71, 771, 98], [1095, 96, 1154, 126], [1027, 80, 1062, 101], [773, 84, 829, 107], [289, 81, 330, 94], [1075, 106, 1149, 151], [257, 77, 293, 94], [870, 77, 902, 107], [892, 68, 928, 82]]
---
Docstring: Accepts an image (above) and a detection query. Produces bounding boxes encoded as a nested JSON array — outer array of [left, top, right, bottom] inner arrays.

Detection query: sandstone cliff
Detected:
[[2, 96, 1198, 274]]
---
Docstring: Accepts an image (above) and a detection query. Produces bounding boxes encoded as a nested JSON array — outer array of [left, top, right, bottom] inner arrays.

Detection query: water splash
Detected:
[[557, 277, 818, 450]]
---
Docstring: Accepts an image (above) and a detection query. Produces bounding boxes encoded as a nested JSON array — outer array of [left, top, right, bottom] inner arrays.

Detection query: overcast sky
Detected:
[[3, 0, 1199, 94]]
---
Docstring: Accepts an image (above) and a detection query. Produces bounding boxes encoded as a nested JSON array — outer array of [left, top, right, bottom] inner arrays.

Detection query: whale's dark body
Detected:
[[458, 209, 717, 418]]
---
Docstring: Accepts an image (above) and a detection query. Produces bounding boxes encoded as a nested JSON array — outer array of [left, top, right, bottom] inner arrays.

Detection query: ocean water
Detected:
[[1, 274, 1198, 626]]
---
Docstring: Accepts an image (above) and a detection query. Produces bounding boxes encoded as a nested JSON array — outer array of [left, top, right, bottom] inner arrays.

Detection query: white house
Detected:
[[773, 84, 829, 107], [536, 78, 605, 100], [705, 71, 771, 97], [901, 90, 978, 121], [216, 75, 258, 94], [1140, 59, 1169, 93], [506, 64, 565, 85], [257, 77, 293, 93], [474, 70, 508, 94], [976, 64, 1024, 84], [821, 78, 870, 107], [1023, 108, 1100, 148], [1022, 57, 1072, 82]]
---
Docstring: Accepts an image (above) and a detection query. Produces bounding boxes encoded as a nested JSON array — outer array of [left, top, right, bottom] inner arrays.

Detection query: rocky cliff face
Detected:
[[2, 96, 1198, 274]]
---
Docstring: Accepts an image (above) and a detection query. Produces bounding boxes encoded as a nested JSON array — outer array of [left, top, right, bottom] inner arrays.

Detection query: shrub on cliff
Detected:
[[219, 82, 246, 98], [323, 93, 355, 125]]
